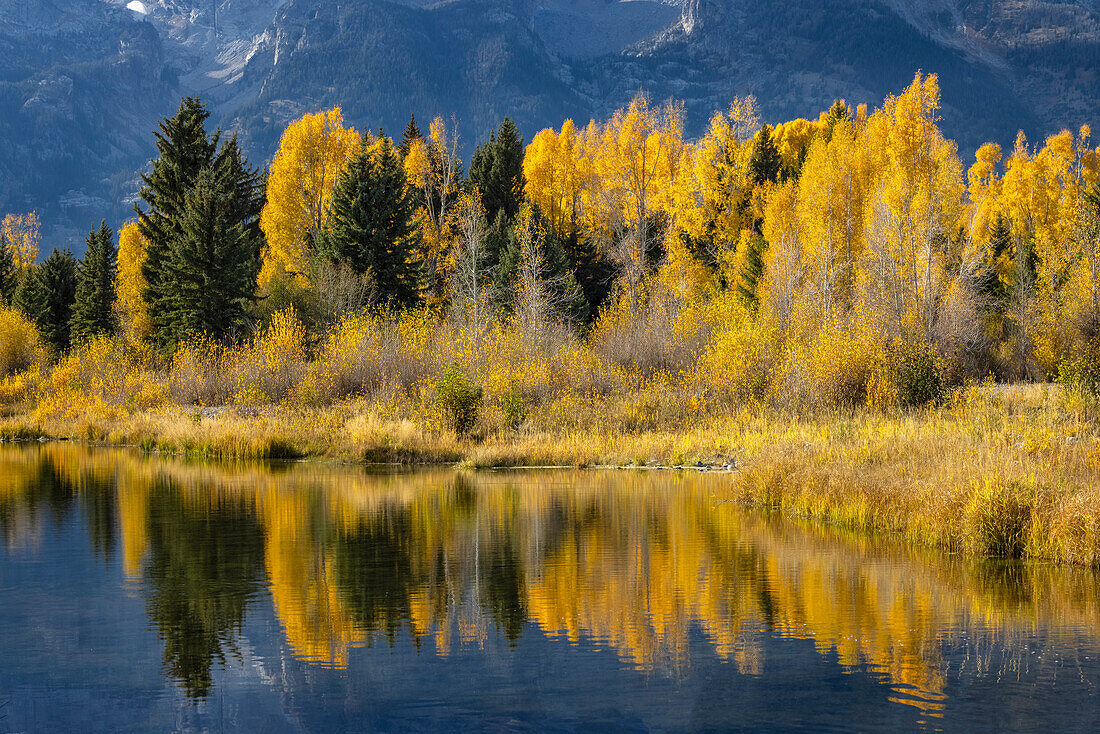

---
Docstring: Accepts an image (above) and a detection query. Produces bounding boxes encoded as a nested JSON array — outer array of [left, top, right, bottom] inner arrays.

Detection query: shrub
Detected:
[[893, 341, 945, 407], [0, 306, 45, 377], [1057, 340, 1100, 397], [695, 313, 773, 403], [498, 384, 527, 429], [32, 336, 168, 420], [435, 362, 483, 434]]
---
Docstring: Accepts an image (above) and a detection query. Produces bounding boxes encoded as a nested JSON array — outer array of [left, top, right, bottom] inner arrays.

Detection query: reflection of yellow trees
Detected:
[[4, 444, 1100, 715], [261, 488, 363, 667]]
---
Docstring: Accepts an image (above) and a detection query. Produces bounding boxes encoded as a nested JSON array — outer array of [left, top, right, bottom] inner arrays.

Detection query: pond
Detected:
[[1, 444, 1099, 732]]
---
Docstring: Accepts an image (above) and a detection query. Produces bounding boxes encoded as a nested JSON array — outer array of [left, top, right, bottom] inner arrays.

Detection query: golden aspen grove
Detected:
[[3, 73, 1100, 564]]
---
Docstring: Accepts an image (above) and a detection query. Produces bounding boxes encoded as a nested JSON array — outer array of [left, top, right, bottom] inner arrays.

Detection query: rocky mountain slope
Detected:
[[3, 0, 1099, 248]]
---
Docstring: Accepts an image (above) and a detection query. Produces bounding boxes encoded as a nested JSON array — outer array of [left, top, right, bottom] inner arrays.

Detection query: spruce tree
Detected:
[[561, 229, 615, 322], [160, 165, 261, 344], [736, 234, 767, 311], [136, 98, 264, 350], [34, 249, 79, 355], [321, 137, 421, 308], [398, 114, 423, 159], [469, 118, 525, 222], [748, 125, 783, 187], [71, 221, 119, 343], [13, 266, 44, 322], [137, 97, 218, 350], [496, 205, 589, 325], [0, 233, 16, 306]]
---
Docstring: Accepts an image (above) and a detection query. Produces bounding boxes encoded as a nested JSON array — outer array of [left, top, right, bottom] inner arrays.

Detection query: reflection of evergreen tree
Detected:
[[83, 474, 118, 563], [143, 483, 266, 698], [482, 534, 526, 643], [31, 455, 79, 523], [331, 511, 416, 642], [0, 456, 75, 543]]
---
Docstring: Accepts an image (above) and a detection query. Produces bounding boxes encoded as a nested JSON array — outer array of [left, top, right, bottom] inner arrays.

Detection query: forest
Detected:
[[4, 73, 1100, 408], [3, 72, 1100, 562]]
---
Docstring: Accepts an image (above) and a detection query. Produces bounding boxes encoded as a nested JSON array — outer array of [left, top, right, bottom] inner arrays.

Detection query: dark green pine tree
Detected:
[[469, 118, 525, 222], [13, 265, 45, 322], [825, 99, 852, 130], [495, 205, 590, 325], [398, 114, 423, 159], [159, 161, 263, 346], [137, 97, 219, 350], [33, 249, 79, 355], [748, 124, 783, 187], [209, 133, 265, 287], [321, 137, 421, 309], [70, 221, 119, 343], [562, 229, 616, 323], [736, 234, 768, 311], [970, 214, 1012, 313], [0, 233, 16, 306]]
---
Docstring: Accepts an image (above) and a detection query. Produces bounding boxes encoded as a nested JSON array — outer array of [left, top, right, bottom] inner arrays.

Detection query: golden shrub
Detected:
[[32, 336, 168, 420], [0, 306, 45, 378]]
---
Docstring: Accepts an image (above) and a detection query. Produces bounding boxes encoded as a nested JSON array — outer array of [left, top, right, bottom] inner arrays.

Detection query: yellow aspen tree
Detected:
[[523, 120, 586, 239], [404, 116, 461, 301], [966, 142, 1003, 246], [672, 99, 759, 280], [584, 95, 685, 308], [1073, 127, 1100, 323], [116, 221, 152, 340], [795, 117, 873, 321], [1, 212, 40, 269], [259, 108, 361, 290], [862, 72, 964, 340], [1024, 127, 1100, 372], [761, 181, 803, 330], [771, 116, 828, 174]]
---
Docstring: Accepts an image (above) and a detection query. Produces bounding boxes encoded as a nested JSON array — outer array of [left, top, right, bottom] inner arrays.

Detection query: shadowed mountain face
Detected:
[[2, 0, 1099, 248]]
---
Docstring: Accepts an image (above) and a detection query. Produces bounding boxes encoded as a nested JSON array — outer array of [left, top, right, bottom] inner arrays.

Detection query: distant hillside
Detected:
[[2, 0, 1099, 249]]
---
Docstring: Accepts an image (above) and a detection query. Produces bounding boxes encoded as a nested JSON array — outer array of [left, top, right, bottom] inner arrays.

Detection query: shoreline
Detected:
[[3, 382, 1100, 567]]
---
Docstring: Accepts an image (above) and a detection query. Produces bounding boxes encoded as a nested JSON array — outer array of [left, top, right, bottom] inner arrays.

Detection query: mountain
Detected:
[[3, 0, 1099, 250]]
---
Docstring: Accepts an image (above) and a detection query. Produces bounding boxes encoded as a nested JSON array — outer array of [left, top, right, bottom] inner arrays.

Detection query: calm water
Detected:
[[1, 446, 1100, 732]]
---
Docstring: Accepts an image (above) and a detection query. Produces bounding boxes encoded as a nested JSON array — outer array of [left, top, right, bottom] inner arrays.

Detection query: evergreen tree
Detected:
[[321, 137, 421, 308], [136, 98, 264, 350], [159, 161, 264, 345], [34, 249, 79, 355], [825, 99, 852, 132], [496, 205, 589, 325], [137, 97, 219, 350], [71, 221, 119, 343], [13, 265, 44, 322], [398, 114, 422, 159], [483, 209, 512, 281], [970, 215, 1012, 313], [0, 233, 16, 306], [562, 230, 616, 322], [469, 118, 525, 222], [748, 124, 783, 187], [737, 234, 767, 310]]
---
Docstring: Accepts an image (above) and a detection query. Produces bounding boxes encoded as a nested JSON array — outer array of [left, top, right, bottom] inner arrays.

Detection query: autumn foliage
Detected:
[[4, 73, 1100, 439]]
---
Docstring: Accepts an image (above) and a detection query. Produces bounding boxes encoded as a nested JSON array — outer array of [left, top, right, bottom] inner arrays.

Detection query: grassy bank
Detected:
[[4, 381, 1100, 565]]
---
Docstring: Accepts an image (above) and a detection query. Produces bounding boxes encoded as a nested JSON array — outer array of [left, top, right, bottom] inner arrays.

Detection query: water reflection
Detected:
[[2, 444, 1099, 721]]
